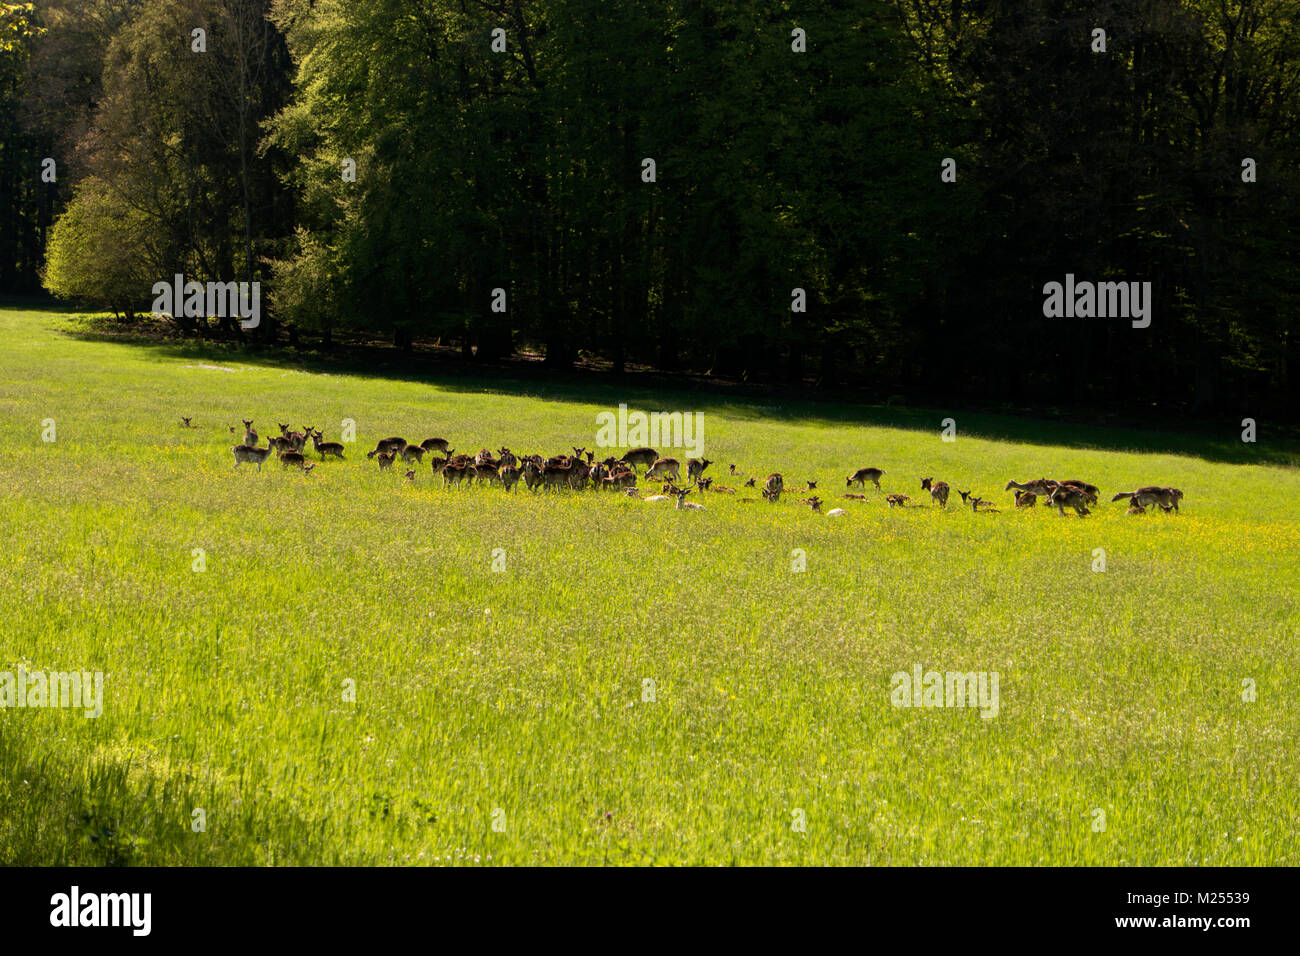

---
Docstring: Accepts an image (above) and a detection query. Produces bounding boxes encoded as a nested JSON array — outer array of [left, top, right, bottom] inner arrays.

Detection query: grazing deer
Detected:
[[1059, 479, 1100, 505], [1014, 490, 1037, 508], [421, 438, 451, 454], [885, 494, 910, 507], [647, 457, 682, 482], [232, 437, 274, 471], [368, 437, 407, 459], [1126, 499, 1147, 514], [310, 429, 346, 460], [1112, 486, 1182, 512], [921, 477, 950, 508], [686, 457, 713, 483], [279, 450, 307, 470], [620, 447, 660, 472], [675, 490, 705, 511], [763, 473, 784, 502], [400, 443, 426, 465], [377, 451, 395, 471], [847, 467, 884, 490], [181, 416, 195, 428], [1049, 486, 1091, 516], [242, 420, 258, 446], [1005, 478, 1056, 497]]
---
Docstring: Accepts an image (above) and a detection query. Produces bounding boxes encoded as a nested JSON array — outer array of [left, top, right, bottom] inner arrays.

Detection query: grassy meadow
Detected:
[[1, 304, 1297, 866]]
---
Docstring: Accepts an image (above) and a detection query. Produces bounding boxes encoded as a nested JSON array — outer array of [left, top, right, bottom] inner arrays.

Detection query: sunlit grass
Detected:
[[0, 307, 1297, 865]]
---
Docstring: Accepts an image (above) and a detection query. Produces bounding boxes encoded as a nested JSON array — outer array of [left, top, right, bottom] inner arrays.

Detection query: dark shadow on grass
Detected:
[[35, 303, 1300, 468]]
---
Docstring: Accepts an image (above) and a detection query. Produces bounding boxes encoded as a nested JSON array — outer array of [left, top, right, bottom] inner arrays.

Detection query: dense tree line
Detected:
[[2, 0, 1297, 414]]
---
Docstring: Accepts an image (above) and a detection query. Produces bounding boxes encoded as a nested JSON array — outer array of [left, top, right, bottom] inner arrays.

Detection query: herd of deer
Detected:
[[222, 420, 1184, 516]]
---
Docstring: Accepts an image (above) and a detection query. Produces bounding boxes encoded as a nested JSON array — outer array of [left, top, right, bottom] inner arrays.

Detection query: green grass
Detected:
[[1, 305, 1297, 865]]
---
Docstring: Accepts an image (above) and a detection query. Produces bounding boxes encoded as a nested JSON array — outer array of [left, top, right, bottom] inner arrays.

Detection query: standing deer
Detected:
[[847, 467, 884, 490], [310, 428, 346, 461], [921, 477, 949, 507], [232, 436, 274, 471]]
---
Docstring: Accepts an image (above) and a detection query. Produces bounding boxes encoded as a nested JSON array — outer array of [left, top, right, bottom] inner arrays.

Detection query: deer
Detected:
[[420, 438, 451, 454], [473, 462, 501, 486], [279, 450, 308, 470], [805, 480, 818, 491], [847, 467, 884, 490], [377, 451, 396, 471], [885, 494, 910, 507], [400, 443, 426, 465], [279, 424, 308, 452], [729, 464, 739, 475], [969, 495, 999, 513], [301, 462, 316, 476], [1126, 499, 1147, 514], [242, 420, 258, 447], [620, 447, 660, 472], [646, 457, 682, 483], [1058, 479, 1100, 505], [744, 477, 757, 488], [1048, 486, 1091, 516], [686, 457, 713, 483], [809, 496, 847, 517], [180, 416, 195, 428], [368, 437, 407, 459], [1005, 478, 1056, 497], [1112, 487, 1182, 512], [522, 460, 544, 491], [920, 477, 949, 508], [309, 428, 346, 461], [842, 493, 867, 501], [1014, 490, 1037, 508], [675, 490, 705, 511], [232, 436, 274, 471], [404, 469, 416, 481], [497, 447, 518, 468], [763, 473, 784, 502], [441, 460, 469, 488], [500, 464, 522, 491]]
